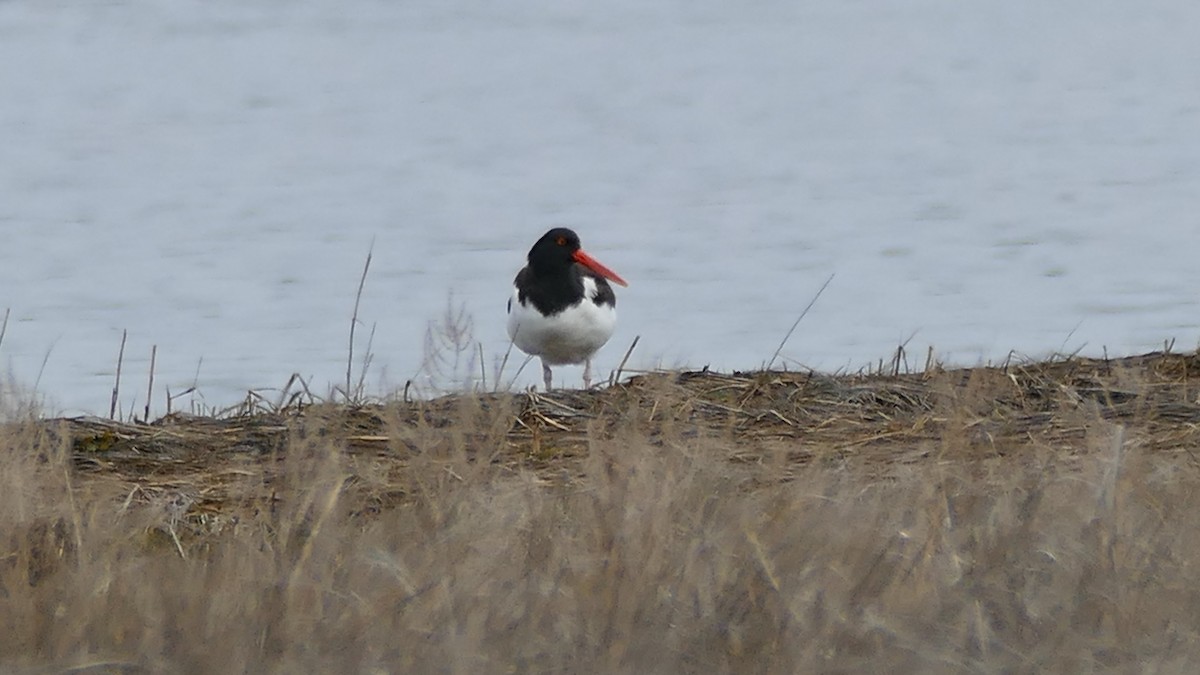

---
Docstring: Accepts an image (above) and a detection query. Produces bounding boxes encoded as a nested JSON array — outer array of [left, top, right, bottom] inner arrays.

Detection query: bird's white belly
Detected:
[[507, 290, 617, 366]]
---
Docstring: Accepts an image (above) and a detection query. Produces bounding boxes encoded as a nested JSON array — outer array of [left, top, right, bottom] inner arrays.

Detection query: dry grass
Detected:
[[4, 350, 1200, 672]]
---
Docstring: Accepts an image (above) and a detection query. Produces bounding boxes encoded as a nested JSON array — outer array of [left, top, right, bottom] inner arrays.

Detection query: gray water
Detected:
[[3, 0, 1198, 415]]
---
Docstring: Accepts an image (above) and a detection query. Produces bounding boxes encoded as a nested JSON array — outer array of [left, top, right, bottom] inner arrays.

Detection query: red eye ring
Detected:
[[556, 236, 567, 246]]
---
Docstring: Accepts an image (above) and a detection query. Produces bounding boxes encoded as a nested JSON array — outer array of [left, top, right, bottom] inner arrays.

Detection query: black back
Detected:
[[510, 228, 617, 317]]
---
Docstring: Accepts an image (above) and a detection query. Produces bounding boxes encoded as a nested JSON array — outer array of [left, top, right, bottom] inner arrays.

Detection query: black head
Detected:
[[526, 227, 582, 272], [521, 227, 627, 289]]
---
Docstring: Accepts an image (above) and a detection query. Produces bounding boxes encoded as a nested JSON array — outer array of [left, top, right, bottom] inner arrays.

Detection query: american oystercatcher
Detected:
[[507, 227, 628, 390]]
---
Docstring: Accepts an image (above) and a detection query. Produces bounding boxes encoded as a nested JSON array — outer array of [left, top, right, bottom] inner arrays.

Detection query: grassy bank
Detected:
[[3, 350, 1200, 672]]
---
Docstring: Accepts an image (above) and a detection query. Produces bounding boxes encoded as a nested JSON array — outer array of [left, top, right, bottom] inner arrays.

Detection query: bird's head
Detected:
[[528, 227, 628, 287]]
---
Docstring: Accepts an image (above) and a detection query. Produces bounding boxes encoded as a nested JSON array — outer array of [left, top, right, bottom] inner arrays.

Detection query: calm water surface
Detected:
[[2, 1, 1198, 415]]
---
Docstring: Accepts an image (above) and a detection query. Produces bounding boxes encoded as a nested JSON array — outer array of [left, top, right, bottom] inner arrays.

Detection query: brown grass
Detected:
[[3, 350, 1200, 672]]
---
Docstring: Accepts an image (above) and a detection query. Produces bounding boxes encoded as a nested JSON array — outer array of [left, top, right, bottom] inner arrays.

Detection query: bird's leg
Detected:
[[583, 359, 592, 390], [542, 360, 553, 391]]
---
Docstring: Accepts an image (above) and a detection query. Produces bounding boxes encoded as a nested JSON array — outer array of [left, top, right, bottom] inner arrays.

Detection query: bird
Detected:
[[507, 227, 628, 391]]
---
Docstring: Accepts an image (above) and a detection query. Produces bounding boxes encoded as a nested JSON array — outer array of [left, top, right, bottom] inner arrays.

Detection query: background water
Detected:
[[2, 0, 1198, 416]]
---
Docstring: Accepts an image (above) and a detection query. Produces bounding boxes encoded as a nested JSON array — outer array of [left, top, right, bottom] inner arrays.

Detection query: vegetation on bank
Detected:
[[3, 350, 1200, 672]]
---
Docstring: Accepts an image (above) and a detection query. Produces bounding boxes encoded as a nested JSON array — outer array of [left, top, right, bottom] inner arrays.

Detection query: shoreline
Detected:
[[11, 347, 1195, 526]]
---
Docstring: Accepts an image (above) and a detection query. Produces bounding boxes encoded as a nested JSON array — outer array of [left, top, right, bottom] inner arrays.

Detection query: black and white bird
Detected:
[[506, 228, 628, 390]]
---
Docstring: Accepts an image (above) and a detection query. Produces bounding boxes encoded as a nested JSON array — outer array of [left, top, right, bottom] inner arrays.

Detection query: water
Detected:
[[2, 0, 1198, 415]]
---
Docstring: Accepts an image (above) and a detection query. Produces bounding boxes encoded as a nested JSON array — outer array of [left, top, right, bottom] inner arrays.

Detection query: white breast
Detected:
[[507, 278, 617, 366]]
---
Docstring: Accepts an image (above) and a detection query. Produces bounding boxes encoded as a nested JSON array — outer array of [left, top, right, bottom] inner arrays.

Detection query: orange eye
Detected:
[[556, 236, 567, 246]]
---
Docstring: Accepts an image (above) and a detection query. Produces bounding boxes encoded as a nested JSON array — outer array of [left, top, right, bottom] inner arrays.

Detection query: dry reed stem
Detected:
[[109, 329, 126, 420], [345, 244, 374, 403]]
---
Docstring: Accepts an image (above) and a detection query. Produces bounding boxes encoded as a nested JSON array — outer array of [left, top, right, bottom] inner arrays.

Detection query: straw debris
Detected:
[[38, 349, 1200, 526]]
